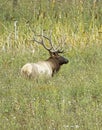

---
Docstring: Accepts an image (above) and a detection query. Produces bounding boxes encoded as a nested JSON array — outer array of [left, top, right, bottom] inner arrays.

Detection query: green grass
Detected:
[[0, 44, 102, 130]]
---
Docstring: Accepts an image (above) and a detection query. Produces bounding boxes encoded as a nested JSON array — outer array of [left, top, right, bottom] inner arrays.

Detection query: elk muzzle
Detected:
[[64, 58, 69, 64]]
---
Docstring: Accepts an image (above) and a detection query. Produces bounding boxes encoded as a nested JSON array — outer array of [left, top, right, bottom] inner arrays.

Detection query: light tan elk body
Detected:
[[21, 35, 68, 78]]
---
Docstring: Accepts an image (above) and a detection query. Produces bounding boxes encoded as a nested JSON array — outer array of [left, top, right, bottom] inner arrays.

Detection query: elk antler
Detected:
[[33, 34, 53, 51], [33, 33, 63, 53]]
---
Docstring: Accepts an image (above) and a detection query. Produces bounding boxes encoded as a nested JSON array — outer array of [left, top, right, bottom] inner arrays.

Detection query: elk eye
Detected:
[[52, 52, 56, 56]]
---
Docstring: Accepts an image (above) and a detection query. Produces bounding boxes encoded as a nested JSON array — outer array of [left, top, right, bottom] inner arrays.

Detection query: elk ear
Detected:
[[49, 51, 56, 57]]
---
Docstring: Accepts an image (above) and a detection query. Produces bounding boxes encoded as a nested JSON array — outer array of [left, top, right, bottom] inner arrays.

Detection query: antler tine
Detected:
[[42, 36, 53, 48], [56, 41, 64, 53], [51, 35, 64, 53], [41, 30, 57, 52], [41, 30, 54, 51], [33, 34, 53, 51], [57, 36, 67, 53], [54, 46, 64, 53]]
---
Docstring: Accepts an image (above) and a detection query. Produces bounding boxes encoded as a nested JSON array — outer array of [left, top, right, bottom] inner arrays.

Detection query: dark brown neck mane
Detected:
[[46, 57, 60, 76]]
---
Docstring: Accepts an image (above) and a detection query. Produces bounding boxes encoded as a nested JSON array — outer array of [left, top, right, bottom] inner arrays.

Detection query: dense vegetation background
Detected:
[[0, 0, 102, 130]]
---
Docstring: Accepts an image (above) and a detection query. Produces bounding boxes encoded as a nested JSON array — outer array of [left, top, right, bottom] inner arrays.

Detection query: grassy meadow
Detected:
[[0, 0, 102, 130]]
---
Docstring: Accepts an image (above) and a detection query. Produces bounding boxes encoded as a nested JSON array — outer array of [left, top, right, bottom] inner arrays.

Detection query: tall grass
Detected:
[[0, 0, 102, 49], [0, 0, 102, 130]]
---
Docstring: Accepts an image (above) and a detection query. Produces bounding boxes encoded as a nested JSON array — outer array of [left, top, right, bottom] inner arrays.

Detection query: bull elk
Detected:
[[21, 35, 69, 79]]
